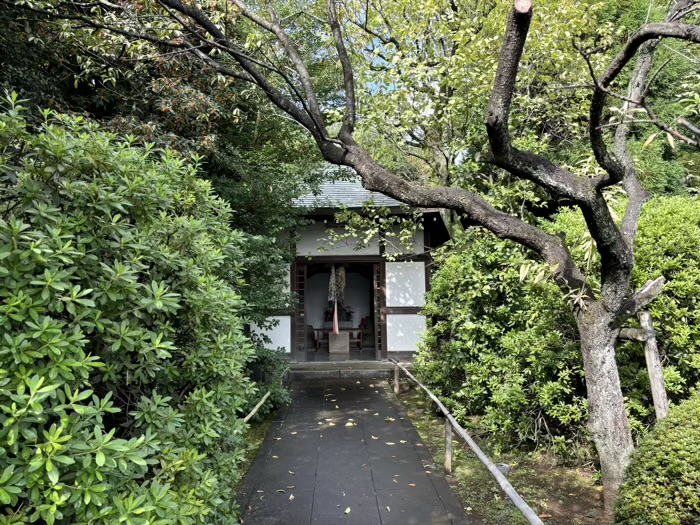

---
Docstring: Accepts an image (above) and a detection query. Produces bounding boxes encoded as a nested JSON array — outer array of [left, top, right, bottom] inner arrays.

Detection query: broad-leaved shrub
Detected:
[[0, 97, 256, 525], [614, 389, 700, 525], [416, 195, 700, 452]]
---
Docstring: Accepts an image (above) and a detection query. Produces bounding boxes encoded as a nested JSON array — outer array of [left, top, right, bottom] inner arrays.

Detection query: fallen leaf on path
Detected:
[[273, 437, 282, 441], [291, 432, 297, 435], [385, 417, 395, 422], [538, 514, 553, 519], [272, 456, 279, 459], [345, 422, 355, 427], [399, 440, 407, 443], [288, 471, 295, 475], [385, 442, 395, 445], [276, 490, 285, 493], [386, 506, 390, 512], [344, 507, 351, 514], [371, 435, 379, 440], [289, 494, 295, 501], [408, 483, 416, 487]]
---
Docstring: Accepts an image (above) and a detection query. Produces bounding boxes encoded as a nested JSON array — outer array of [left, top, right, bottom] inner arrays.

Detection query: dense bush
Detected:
[[614, 389, 700, 525], [416, 195, 700, 452], [416, 228, 587, 452], [0, 97, 259, 525]]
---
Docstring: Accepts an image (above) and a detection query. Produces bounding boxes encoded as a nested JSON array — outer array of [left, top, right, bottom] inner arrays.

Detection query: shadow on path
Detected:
[[237, 378, 470, 525]]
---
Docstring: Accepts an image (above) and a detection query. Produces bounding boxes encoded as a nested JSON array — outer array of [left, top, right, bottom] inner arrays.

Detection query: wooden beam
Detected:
[[639, 312, 669, 420]]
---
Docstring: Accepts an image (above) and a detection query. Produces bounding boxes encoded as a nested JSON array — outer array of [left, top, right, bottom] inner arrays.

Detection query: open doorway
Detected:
[[294, 262, 380, 361]]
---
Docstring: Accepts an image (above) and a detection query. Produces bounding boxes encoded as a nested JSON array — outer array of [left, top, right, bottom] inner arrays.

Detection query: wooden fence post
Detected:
[[639, 311, 669, 420], [393, 364, 400, 396], [444, 418, 453, 475]]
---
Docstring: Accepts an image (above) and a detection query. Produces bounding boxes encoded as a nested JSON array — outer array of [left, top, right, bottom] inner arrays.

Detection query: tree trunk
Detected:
[[577, 305, 634, 513]]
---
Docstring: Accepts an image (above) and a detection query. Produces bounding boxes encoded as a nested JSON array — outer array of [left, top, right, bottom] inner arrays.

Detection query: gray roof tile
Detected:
[[295, 177, 403, 209]]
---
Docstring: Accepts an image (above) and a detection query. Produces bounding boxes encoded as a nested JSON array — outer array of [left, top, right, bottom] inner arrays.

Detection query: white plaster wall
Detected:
[[385, 226, 424, 256], [296, 222, 380, 256], [385, 262, 426, 307], [386, 314, 426, 352], [253, 316, 291, 353], [305, 272, 370, 329]]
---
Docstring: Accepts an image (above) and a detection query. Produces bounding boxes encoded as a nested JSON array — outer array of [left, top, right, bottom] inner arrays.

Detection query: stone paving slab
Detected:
[[237, 378, 470, 525]]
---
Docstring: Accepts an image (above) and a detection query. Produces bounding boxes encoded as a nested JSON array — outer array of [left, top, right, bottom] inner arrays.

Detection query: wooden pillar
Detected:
[[444, 418, 453, 474], [639, 311, 669, 420], [393, 364, 400, 396]]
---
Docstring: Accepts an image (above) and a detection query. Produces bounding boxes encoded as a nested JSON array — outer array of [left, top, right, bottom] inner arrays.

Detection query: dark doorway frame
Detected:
[[291, 256, 387, 361]]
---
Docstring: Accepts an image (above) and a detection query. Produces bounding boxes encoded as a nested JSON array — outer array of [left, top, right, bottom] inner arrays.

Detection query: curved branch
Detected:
[[156, 0, 322, 139], [328, 0, 357, 141], [229, 0, 328, 138], [591, 20, 700, 185], [331, 142, 591, 297], [484, 0, 597, 202]]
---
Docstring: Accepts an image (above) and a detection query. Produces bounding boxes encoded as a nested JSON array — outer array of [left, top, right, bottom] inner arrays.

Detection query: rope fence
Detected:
[[389, 359, 545, 525]]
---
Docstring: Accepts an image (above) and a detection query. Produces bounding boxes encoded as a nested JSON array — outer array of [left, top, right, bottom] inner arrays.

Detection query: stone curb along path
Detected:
[[237, 378, 470, 525]]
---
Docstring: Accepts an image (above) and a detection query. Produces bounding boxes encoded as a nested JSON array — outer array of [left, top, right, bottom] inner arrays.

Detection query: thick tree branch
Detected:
[[329, 143, 591, 296], [484, 0, 598, 203], [229, 0, 329, 138], [618, 327, 656, 342], [155, 0, 323, 140], [328, 0, 357, 141]]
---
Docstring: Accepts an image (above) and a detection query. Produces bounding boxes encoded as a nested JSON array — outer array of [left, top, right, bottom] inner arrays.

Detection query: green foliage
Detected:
[[417, 195, 700, 452], [614, 389, 700, 525], [0, 97, 258, 525], [415, 228, 587, 453]]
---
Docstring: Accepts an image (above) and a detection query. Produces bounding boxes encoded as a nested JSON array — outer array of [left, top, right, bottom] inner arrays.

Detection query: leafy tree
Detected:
[[417, 195, 700, 455], [0, 96, 257, 525], [8, 0, 700, 507]]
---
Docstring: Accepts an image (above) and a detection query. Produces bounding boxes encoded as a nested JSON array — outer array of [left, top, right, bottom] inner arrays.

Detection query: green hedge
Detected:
[[0, 96, 257, 525], [416, 195, 700, 452], [614, 390, 700, 525]]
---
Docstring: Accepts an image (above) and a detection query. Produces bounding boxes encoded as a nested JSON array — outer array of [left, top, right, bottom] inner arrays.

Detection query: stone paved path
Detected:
[[237, 378, 470, 525]]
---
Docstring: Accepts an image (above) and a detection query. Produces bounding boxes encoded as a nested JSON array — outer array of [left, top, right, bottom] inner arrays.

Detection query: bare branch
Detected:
[[616, 276, 666, 325], [230, 0, 328, 138], [643, 102, 700, 147], [484, 0, 599, 202], [590, 20, 700, 185], [618, 327, 656, 342], [679, 116, 700, 135], [328, 0, 357, 141]]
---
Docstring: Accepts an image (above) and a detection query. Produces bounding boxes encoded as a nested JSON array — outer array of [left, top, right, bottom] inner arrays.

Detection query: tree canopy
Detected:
[[3, 0, 700, 512]]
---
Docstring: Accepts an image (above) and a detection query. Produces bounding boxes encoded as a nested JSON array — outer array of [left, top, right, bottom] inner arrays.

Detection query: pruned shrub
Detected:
[[0, 95, 257, 525], [614, 389, 700, 525]]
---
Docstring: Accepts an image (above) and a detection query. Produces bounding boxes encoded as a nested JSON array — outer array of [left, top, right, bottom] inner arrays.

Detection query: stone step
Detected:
[[288, 360, 413, 380]]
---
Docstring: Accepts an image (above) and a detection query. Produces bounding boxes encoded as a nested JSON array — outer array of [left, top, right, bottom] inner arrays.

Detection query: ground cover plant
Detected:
[[0, 95, 260, 525]]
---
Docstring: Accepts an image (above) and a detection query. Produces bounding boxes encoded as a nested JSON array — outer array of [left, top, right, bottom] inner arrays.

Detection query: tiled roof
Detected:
[[294, 176, 404, 209]]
